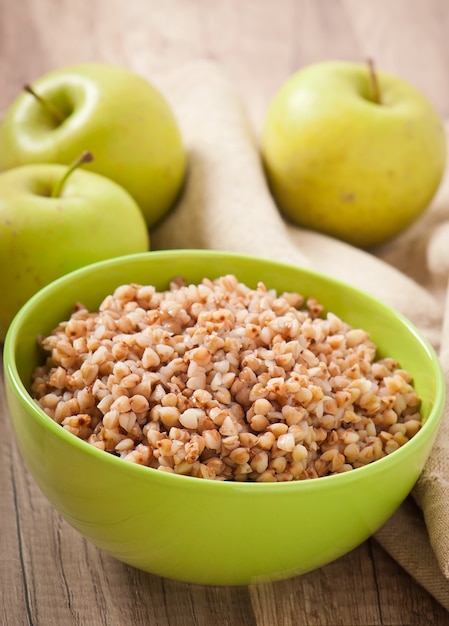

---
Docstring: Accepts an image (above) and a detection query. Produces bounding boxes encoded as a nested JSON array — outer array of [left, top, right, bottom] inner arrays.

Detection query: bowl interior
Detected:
[[8, 249, 442, 421]]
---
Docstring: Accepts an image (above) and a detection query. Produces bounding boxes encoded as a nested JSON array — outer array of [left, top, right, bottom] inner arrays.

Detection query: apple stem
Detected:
[[367, 58, 381, 105], [24, 83, 66, 124], [51, 151, 94, 198]]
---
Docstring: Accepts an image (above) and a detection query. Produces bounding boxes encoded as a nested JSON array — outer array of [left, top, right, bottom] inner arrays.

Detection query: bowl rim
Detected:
[[4, 248, 446, 493]]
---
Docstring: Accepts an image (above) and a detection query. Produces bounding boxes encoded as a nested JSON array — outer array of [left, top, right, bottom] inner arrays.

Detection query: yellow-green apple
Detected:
[[0, 154, 149, 340], [261, 60, 447, 248], [0, 62, 186, 228]]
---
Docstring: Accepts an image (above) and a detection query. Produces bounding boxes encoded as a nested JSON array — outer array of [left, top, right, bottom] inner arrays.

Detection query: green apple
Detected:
[[261, 60, 447, 248], [0, 62, 186, 228], [0, 155, 150, 340]]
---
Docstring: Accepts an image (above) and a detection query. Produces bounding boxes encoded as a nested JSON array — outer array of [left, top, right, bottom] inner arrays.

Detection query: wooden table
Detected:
[[1, 1, 449, 623]]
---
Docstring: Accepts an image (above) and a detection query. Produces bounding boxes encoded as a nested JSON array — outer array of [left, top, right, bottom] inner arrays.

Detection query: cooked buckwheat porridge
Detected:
[[31, 274, 422, 481]]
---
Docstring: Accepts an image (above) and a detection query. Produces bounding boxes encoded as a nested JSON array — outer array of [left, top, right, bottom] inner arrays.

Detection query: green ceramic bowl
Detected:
[[4, 250, 445, 586]]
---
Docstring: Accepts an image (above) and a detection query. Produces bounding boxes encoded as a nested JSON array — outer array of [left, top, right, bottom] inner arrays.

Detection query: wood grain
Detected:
[[1, 1, 449, 623]]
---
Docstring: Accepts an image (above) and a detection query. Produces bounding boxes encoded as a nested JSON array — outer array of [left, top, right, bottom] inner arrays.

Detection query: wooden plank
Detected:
[[0, 359, 32, 626], [249, 543, 382, 626], [371, 539, 449, 625]]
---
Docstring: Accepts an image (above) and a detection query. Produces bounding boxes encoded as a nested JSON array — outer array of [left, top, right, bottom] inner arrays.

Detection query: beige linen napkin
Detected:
[[151, 60, 449, 607]]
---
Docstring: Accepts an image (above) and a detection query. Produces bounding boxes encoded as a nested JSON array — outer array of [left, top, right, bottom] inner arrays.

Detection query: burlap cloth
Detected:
[[150, 61, 449, 608]]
